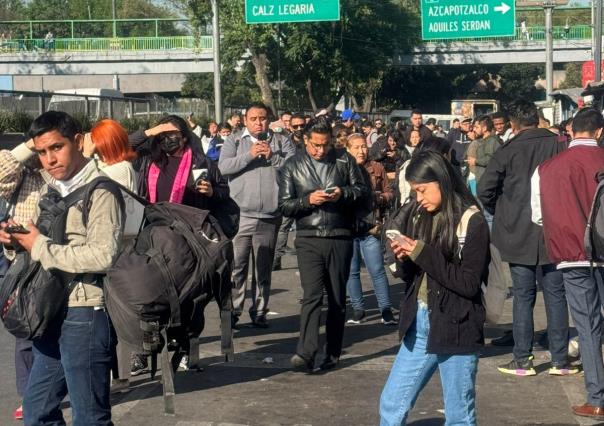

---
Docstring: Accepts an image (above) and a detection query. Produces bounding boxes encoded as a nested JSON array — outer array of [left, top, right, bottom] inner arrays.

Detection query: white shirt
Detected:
[[99, 160, 138, 193], [51, 160, 94, 197]]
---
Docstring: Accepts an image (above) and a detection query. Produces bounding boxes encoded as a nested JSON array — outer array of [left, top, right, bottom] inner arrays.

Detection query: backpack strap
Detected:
[[456, 205, 480, 257]]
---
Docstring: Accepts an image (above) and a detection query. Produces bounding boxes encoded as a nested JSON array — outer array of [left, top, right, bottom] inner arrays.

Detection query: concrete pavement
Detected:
[[0, 250, 601, 425]]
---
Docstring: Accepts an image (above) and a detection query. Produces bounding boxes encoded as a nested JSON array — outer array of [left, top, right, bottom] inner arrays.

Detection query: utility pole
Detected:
[[211, 0, 223, 122], [112, 0, 117, 37], [544, 1, 554, 102], [596, 0, 603, 82]]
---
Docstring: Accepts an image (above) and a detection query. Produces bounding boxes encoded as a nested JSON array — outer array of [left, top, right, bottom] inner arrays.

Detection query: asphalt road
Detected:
[[0, 249, 600, 425]]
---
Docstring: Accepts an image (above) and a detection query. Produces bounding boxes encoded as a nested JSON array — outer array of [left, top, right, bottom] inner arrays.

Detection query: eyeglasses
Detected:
[[308, 140, 331, 152]]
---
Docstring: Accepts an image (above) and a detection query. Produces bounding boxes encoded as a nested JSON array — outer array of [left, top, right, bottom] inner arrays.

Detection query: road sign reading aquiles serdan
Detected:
[[246, 0, 341, 24], [421, 0, 516, 40]]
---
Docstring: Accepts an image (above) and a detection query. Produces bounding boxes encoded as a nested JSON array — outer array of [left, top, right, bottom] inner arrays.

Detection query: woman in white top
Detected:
[[84, 119, 138, 193]]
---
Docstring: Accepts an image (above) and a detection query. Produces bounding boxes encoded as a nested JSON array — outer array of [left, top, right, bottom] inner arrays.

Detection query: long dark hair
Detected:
[[150, 115, 195, 169], [405, 151, 477, 260]]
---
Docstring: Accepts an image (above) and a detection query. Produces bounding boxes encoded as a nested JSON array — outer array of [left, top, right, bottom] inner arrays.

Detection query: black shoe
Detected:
[[130, 354, 148, 376], [491, 330, 514, 346], [347, 309, 366, 324], [231, 314, 241, 330], [272, 259, 282, 271], [291, 354, 314, 372], [381, 308, 397, 326], [319, 355, 340, 371], [252, 314, 269, 328]]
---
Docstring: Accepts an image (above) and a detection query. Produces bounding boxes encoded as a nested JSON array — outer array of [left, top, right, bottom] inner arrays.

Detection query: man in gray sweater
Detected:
[[219, 102, 295, 327]]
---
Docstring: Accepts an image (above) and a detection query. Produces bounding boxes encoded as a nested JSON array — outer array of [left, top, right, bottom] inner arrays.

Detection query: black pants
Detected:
[[295, 236, 353, 362]]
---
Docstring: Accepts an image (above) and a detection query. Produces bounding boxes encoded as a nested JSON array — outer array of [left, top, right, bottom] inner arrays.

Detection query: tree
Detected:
[[559, 62, 583, 89]]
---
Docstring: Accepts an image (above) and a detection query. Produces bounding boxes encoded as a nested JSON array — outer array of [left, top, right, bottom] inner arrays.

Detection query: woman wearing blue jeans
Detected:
[[380, 151, 489, 426], [345, 134, 396, 325]]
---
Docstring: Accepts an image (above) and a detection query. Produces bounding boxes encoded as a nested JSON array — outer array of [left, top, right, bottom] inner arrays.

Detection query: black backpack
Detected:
[[0, 177, 124, 340], [104, 202, 234, 359], [585, 171, 604, 262]]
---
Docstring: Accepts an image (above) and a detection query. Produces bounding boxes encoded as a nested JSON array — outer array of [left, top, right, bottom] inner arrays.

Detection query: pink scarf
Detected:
[[147, 147, 193, 204]]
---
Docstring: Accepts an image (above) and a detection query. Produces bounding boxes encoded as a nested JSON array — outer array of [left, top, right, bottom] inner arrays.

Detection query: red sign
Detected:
[[582, 61, 604, 87]]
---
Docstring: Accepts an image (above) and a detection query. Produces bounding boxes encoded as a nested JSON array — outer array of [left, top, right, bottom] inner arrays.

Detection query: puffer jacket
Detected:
[[278, 148, 368, 238]]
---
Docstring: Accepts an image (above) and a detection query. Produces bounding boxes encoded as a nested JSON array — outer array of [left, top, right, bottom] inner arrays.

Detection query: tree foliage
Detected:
[[559, 62, 583, 89]]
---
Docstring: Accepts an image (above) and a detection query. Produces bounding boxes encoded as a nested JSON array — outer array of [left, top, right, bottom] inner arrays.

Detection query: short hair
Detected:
[[280, 111, 292, 118], [29, 111, 81, 142], [245, 102, 269, 117], [452, 118, 460, 124], [346, 133, 365, 148], [491, 111, 507, 121], [476, 115, 494, 132], [361, 120, 373, 128], [305, 116, 332, 138], [425, 118, 437, 126], [291, 112, 306, 122], [411, 109, 423, 117], [572, 108, 604, 135], [507, 100, 539, 127], [230, 112, 241, 119], [91, 119, 136, 165], [217, 122, 232, 132]]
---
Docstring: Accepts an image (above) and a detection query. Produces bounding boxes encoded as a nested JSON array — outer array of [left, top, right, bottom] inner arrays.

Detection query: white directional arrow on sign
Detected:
[[494, 2, 511, 14]]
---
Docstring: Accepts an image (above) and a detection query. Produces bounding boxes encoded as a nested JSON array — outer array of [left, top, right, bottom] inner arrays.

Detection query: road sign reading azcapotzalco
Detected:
[[245, 0, 340, 24], [421, 0, 515, 41]]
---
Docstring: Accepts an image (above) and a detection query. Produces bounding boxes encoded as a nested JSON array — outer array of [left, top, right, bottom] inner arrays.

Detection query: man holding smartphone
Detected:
[[219, 102, 295, 328], [278, 116, 368, 372]]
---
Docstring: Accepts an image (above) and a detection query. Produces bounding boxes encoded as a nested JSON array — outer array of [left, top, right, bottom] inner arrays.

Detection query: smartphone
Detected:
[[324, 186, 337, 194], [193, 168, 209, 185], [5, 225, 30, 234], [385, 229, 405, 244]]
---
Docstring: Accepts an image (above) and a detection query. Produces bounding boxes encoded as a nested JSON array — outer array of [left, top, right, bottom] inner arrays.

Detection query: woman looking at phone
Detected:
[[380, 151, 489, 426]]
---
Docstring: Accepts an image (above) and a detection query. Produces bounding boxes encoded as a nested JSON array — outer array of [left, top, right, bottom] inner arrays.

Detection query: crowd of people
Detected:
[[0, 98, 603, 426]]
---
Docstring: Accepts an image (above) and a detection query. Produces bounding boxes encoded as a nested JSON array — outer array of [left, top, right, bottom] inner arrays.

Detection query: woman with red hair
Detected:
[[84, 119, 137, 192]]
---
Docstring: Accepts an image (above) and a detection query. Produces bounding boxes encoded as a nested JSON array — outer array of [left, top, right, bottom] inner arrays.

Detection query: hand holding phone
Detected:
[[5, 224, 30, 234], [324, 186, 337, 194]]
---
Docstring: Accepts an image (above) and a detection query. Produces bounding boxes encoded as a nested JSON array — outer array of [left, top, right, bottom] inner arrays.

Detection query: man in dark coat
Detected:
[[478, 100, 569, 377]]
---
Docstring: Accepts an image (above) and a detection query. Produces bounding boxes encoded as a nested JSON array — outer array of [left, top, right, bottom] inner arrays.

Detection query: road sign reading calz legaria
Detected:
[[421, 0, 516, 41]]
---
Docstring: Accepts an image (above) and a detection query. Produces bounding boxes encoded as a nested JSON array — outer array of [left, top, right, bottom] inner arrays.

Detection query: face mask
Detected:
[[293, 130, 304, 140], [160, 136, 181, 154]]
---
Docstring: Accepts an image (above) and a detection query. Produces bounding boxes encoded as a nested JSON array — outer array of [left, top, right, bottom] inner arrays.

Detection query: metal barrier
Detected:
[[0, 35, 212, 53]]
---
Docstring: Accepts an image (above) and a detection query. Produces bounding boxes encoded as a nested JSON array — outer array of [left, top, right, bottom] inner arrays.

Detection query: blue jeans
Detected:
[[562, 267, 604, 407], [380, 303, 478, 426], [509, 263, 568, 364], [346, 235, 392, 313], [23, 307, 115, 426]]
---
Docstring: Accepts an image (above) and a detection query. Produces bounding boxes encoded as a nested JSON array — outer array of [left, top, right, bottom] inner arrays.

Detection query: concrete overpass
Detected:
[[397, 39, 593, 66]]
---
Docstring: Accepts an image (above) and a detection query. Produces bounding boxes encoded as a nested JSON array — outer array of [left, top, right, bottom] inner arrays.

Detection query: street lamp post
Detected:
[[211, 0, 223, 122], [544, 2, 554, 102], [595, 0, 602, 82]]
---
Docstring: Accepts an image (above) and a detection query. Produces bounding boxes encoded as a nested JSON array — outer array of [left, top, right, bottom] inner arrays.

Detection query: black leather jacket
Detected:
[[278, 148, 368, 238]]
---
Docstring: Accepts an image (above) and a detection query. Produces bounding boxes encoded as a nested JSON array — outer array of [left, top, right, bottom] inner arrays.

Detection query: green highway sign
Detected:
[[421, 0, 515, 41], [245, 0, 340, 24]]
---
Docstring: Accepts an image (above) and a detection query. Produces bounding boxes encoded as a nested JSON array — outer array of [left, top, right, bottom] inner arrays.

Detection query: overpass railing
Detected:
[[0, 35, 212, 53], [424, 24, 592, 44]]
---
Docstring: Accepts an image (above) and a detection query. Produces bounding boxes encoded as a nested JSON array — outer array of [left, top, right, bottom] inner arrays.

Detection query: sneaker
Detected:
[[381, 308, 397, 326], [130, 353, 148, 376], [549, 363, 581, 376], [290, 354, 313, 373], [347, 309, 366, 324], [491, 330, 514, 346], [319, 355, 340, 371], [497, 358, 536, 376], [110, 378, 130, 394], [13, 405, 23, 420], [179, 355, 189, 371], [252, 314, 269, 328]]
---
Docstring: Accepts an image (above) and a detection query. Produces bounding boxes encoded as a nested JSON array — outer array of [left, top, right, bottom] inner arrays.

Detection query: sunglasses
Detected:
[[292, 124, 305, 130]]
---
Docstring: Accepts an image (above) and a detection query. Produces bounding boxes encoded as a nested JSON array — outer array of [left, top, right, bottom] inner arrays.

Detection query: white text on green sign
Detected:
[[421, 0, 515, 41], [245, 0, 340, 24]]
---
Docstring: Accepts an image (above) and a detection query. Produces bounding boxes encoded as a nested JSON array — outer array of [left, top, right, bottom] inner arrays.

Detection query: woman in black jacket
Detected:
[[379, 151, 489, 426]]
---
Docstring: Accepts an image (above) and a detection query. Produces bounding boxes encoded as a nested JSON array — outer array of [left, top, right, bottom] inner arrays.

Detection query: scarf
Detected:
[[147, 147, 192, 204]]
